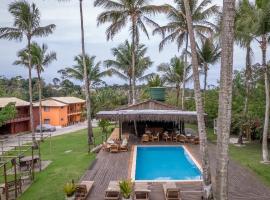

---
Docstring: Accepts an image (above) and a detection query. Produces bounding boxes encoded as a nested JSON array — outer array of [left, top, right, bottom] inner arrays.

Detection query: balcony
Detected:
[[5, 114, 30, 124], [67, 109, 83, 116]]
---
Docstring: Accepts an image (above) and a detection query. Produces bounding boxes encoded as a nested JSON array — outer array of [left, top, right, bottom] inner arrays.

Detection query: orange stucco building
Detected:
[[33, 97, 86, 127]]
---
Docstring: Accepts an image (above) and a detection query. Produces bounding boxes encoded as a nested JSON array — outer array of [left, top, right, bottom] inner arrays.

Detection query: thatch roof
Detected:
[[97, 100, 199, 122], [0, 97, 29, 108], [96, 109, 198, 122], [116, 99, 179, 111]]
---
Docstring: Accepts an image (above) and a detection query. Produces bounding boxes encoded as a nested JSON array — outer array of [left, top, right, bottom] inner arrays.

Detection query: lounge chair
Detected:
[[110, 144, 119, 153], [134, 182, 151, 200], [105, 181, 120, 200], [173, 134, 180, 142], [75, 181, 94, 200], [162, 131, 172, 142], [119, 138, 128, 152], [141, 134, 149, 143], [192, 136, 200, 145], [177, 135, 187, 143], [163, 182, 181, 200], [152, 132, 160, 142], [102, 142, 111, 152]]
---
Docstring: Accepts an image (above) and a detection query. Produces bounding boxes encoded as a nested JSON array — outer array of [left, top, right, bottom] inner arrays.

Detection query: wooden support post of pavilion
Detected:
[[119, 120, 122, 140]]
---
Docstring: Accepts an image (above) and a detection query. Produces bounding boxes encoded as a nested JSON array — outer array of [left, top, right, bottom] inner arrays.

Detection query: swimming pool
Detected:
[[132, 146, 202, 181]]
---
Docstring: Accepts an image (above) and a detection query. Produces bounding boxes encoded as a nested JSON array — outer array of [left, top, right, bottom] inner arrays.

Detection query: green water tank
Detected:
[[149, 87, 166, 101]]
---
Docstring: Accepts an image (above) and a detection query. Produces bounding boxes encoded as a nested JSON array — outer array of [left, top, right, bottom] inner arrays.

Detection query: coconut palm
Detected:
[[0, 0, 55, 142], [182, 0, 213, 198], [196, 38, 221, 98], [58, 54, 109, 88], [216, 0, 236, 199], [234, 0, 256, 144], [253, 0, 270, 163], [57, 0, 94, 148], [153, 0, 219, 110], [105, 41, 154, 104], [94, 0, 167, 104], [158, 56, 187, 107], [147, 74, 164, 87], [31, 43, 56, 138]]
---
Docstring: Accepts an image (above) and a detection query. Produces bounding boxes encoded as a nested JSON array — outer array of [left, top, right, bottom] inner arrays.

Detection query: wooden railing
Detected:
[[5, 114, 30, 123]]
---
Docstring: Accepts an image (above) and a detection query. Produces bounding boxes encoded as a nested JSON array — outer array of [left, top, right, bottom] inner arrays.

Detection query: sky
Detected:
[[0, 0, 268, 88]]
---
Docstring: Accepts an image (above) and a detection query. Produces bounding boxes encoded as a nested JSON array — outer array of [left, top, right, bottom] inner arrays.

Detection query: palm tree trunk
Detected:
[[182, 35, 188, 110], [27, 37, 36, 144], [176, 84, 180, 107], [129, 78, 132, 104], [203, 64, 208, 106], [183, 1, 213, 198], [131, 16, 136, 105], [37, 68, 43, 140], [79, 0, 93, 150], [243, 44, 251, 116], [261, 34, 269, 163], [216, 0, 236, 199]]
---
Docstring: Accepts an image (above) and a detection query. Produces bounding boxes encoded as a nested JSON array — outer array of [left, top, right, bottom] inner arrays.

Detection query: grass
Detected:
[[229, 143, 270, 186], [13, 127, 105, 200], [185, 123, 217, 142], [186, 123, 270, 187]]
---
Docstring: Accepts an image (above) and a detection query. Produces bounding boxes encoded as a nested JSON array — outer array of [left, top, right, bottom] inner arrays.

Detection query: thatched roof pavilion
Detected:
[[96, 100, 199, 139]]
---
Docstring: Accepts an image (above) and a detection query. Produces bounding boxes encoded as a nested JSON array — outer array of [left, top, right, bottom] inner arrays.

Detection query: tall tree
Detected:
[[58, 54, 109, 88], [57, 0, 94, 148], [105, 41, 153, 104], [235, 0, 255, 117], [158, 56, 186, 107], [196, 38, 221, 98], [94, 0, 166, 104], [183, 0, 213, 198], [0, 0, 55, 143], [216, 0, 236, 199], [153, 0, 218, 109], [253, 0, 270, 163], [30, 43, 56, 138]]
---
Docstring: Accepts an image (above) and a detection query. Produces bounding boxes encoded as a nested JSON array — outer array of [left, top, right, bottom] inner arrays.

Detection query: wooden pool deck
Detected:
[[82, 135, 270, 200]]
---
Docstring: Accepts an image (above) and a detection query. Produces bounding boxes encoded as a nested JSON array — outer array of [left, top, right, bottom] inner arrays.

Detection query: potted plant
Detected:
[[119, 180, 133, 200], [64, 180, 76, 200]]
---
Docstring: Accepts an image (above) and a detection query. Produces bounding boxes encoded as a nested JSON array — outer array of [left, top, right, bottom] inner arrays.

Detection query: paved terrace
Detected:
[[82, 135, 270, 200]]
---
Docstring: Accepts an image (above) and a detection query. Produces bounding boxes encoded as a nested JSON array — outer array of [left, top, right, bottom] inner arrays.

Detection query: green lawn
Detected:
[[186, 124, 270, 187], [229, 143, 270, 186], [16, 127, 104, 200]]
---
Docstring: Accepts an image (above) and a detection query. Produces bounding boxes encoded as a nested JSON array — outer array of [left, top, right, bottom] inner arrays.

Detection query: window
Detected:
[[44, 107, 50, 112], [44, 119, 50, 124]]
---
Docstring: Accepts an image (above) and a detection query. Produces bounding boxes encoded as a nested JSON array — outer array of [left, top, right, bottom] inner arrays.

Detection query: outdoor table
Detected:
[[19, 155, 40, 170]]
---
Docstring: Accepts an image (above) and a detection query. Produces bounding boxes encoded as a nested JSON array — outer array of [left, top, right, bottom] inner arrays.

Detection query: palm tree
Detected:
[[153, 0, 218, 110], [234, 0, 256, 144], [0, 0, 55, 143], [253, 0, 270, 163], [147, 74, 164, 87], [94, 0, 167, 104], [196, 38, 221, 100], [58, 54, 109, 88], [215, 0, 236, 199], [158, 56, 187, 107], [182, 0, 213, 198], [105, 41, 154, 104], [57, 0, 94, 148], [30, 43, 56, 138]]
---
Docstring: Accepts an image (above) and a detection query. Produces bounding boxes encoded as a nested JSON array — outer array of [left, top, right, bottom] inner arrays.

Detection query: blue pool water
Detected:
[[135, 146, 202, 181]]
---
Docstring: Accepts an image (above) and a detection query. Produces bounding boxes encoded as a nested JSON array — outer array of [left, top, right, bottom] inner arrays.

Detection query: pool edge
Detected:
[[130, 145, 203, 183]]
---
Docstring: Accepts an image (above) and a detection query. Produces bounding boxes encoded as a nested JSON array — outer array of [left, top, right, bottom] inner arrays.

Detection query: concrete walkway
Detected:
[[0, 119, 98, 154]]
